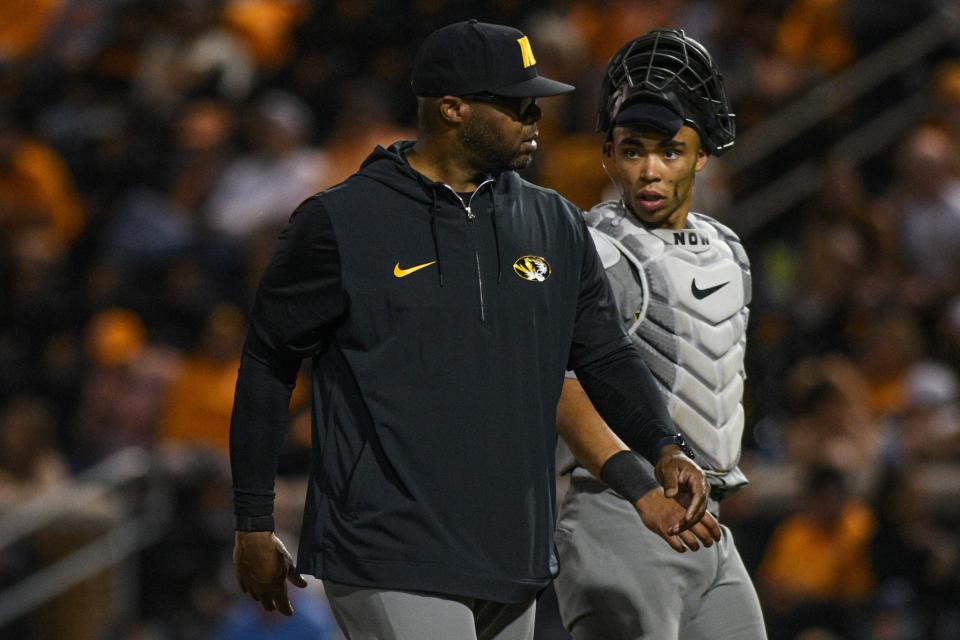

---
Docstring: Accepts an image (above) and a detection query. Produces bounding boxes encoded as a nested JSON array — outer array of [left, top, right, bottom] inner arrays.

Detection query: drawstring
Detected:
[[429, 189, 444, 287], [490, 192, 502, 283]]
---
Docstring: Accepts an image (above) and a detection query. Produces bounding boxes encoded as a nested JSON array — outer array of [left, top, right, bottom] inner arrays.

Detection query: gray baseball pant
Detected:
[[553, 479, 766, 640], [323, 580, 536, 640]]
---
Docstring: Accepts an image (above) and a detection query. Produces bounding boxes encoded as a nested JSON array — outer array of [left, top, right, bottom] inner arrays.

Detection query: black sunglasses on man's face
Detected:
[[460, 94, 541, 123]]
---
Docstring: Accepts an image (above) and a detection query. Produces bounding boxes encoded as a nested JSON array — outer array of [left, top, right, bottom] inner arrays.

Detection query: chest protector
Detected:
[[585, 201, 751, 486]]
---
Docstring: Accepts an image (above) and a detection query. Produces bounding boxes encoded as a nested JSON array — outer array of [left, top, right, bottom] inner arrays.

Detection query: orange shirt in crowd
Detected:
[[0, 0, 63, 62], [0, 138, 86, 252], [159, 357, 310, 455], [158, 355, 241, 454], [759, 501, 875, 602], [222, 0, 310, 69], [777, 0, 856, 73]]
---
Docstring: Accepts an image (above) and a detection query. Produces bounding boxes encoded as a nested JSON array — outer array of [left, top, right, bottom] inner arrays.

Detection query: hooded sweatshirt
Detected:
[[230, 141, 675, 602]]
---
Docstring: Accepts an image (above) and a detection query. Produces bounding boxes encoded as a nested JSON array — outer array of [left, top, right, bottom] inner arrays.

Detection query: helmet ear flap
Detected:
[[596, 101, 611, 134], [597, 108, 610, 134], [596, 62, 622, 134]]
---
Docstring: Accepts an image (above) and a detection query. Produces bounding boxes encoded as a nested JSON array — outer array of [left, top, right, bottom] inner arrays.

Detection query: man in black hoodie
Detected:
[[230, 20, 717, 640]]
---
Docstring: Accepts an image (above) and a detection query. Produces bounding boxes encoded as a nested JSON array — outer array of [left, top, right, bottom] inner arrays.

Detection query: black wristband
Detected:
[[600, 450, 659, 504], [235, 515, 275, 531]]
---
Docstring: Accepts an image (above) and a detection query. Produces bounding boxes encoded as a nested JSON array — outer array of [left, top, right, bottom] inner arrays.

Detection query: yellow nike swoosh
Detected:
[[393, 260, 437, 278]]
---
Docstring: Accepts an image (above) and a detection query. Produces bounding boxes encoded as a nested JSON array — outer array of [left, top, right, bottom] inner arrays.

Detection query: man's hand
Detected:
[[234, 531, 308, 616], [654, 444, 711, 535], [634, 487, 722, 553]]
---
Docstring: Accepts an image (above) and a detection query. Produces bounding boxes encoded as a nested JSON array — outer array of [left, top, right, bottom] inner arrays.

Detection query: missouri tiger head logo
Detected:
[[513, 255, 551, 282]]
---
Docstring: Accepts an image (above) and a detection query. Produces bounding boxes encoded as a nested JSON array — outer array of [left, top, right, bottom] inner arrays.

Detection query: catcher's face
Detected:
[[604, 124, 708, 229]]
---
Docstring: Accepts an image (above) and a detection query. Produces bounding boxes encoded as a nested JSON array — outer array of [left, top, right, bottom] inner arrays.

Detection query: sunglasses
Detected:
[[460, 94, 541, 123]]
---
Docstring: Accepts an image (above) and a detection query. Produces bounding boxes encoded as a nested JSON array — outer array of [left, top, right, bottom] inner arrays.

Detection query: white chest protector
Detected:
[[586, 201, 751, 486]]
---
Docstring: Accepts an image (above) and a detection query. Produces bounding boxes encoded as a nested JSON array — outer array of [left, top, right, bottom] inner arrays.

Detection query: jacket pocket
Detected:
[[339, 440, 371, 516]]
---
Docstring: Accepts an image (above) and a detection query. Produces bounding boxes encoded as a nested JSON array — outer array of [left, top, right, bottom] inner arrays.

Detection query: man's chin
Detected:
[[510, 154, 534, 171], [628, 204, 669, 227]]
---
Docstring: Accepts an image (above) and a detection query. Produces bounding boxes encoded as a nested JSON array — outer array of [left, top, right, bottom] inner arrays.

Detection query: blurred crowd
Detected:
[[1, 0, 960, 639]]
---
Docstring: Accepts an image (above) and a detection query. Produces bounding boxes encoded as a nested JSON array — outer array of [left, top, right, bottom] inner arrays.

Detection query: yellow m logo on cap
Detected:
[[517, 36, 536, 68]]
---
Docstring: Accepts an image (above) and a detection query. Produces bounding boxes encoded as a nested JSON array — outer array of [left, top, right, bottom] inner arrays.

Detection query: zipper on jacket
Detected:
[[466, 208, 485, 322], [444, 179, 493, 323]]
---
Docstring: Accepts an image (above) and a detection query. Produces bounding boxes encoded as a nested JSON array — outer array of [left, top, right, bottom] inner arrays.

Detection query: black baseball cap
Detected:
[[614, 99, 684, 137], [411, 19, 575, 98]]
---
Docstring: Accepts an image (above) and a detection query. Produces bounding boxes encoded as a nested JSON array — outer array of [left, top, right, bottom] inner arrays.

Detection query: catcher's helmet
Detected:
[[598, 29, 735, 156]]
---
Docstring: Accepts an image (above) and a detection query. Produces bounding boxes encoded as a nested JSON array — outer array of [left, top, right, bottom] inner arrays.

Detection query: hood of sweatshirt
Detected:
[[354, 140, 508, 286], [358, 140, 450, 203]]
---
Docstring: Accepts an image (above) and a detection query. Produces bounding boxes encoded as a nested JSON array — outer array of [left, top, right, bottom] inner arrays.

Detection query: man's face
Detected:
[[457, 96, 541, 174], [604, 124, 708, 229]]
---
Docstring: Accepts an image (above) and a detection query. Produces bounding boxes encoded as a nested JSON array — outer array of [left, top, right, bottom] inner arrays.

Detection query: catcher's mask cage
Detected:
[[599, 29, 736, 156]]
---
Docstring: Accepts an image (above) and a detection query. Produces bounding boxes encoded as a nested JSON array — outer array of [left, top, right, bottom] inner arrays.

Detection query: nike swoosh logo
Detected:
[[691, 279, 730, 299], [393, 260, 437, 278]]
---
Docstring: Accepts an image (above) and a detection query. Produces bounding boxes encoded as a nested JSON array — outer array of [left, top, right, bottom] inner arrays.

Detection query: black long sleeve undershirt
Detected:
[[230, 350, 299, 529], [567, 214, 677, 465], [230, 198, 344, 528], [575, 343, 676, 465]]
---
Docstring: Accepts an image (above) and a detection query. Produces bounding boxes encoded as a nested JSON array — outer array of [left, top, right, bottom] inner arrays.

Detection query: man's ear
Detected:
[[601, 141, 617, 183], [439, 96, 467, 125], [694, 146, 710, 172]]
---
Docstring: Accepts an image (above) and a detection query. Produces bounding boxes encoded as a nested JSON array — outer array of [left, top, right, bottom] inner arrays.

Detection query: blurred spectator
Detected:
[[0, 398, 70, 635], [0, 112, 86, 253], [157, 304, 245, 455], [787, 205, 867, 347], [777, 0, 856, 75], [800, 158, 898, 312], [722, 1, 809, 126], [870, 464, 960, 639], [134, 0, 256, 117], [102, 97, 236, 269], [35, 0, 128, 76], [879, 125, 960, 308], [744, 158, 883, 432], [0, 397, 68, 507], [0, 219, 80, 409], [0, 397, 118, 640], [563, 0, 687, 69], [169, 98, 239, 216], [34, 74, 133, 198], [886, 362, 960, 462], [932, 59, 960, 157], [781, 356, 881, 477], [102, 177, 196, 274], [73, 308, 179, 468], [768, 160, 892, 346], [759, 464, 875, 639], [318, 81, 413, 188], [206, 90, 326, 238], [846, 308, 925, 420], [0, 0, 63, 65], [222, 0, 312, 70]]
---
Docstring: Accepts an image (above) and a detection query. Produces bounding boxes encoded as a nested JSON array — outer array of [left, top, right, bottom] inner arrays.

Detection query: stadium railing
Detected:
[[0, 447, 174, 629], [725, 3, 960, 238]]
